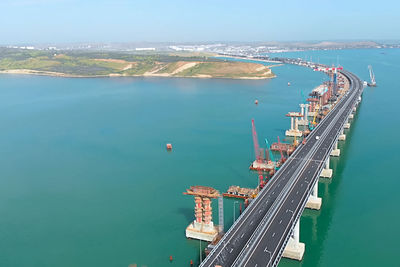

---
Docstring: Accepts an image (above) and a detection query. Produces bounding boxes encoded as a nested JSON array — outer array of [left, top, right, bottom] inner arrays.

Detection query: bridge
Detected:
[[199, 65, 363, 267]]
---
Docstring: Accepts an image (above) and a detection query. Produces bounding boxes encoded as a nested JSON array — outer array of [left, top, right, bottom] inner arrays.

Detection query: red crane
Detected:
[[252, 119, 263, 163], [277, 136, 286, 164], [252, 119, 265, 188]]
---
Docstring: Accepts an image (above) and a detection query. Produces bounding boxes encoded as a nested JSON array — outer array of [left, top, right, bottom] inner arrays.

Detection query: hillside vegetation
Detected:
[[0, 48, 275, 79]]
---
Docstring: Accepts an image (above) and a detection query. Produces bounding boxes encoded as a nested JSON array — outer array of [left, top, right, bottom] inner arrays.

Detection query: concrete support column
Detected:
[[283, 220, 305, 261], [339, 128, 346, 141], [290, 117, 294, 130], [320, 157, 333, 178], [312, 181, 318, 197], [293, 220, 300, 242], [294, 117, 299, 131], [304, 104, 309, 122], [330, 140, 340, 157], [300, 104, 304, 116], [306, 181, 322, 210], [344, 119, 351, 129]]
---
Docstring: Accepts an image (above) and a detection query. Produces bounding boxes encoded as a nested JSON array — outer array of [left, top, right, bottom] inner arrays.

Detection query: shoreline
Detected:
[[214, 55, 284, 66], [0, 69, 276, 80]]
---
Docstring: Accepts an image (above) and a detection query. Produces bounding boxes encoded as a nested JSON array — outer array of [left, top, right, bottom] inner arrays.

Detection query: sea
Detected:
[[0, 48, 398, 267]]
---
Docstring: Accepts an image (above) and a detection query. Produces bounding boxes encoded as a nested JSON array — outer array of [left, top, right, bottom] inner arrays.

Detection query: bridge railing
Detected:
[[271, 70, 363, 266]]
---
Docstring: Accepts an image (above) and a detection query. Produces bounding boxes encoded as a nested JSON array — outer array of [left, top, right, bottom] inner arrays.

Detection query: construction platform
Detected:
[[186, 221, 219, 242], [285, 129, 303, 137], [250, 160, 275, 172], [271, 142, 295, 155], [223, 185, 258, 199]]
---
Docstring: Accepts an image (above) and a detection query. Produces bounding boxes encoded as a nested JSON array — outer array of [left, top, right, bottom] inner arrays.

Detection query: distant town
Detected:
[[3, 40, 400, 56]]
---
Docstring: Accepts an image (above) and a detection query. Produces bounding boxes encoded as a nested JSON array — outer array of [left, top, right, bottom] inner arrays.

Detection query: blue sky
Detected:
[[0, 0, 399, 44]]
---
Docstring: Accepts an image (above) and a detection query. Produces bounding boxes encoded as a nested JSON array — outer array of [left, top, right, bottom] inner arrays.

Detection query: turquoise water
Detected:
[[0, 48, 398, 266]]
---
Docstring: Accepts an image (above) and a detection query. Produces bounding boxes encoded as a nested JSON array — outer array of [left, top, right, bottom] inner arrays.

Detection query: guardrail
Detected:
[[200, 61, 363, 267], [271, 70, 363, 266]]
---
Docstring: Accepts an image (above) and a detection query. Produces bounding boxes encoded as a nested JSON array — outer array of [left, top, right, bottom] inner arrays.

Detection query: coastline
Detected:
[[214, 55, 284, 66], [0, 68, 276, 80]]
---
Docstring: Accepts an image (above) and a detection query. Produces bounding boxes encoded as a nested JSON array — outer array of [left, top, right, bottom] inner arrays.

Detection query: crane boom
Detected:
[[264, 138, 274, 163], [251, 119, 262, 163]]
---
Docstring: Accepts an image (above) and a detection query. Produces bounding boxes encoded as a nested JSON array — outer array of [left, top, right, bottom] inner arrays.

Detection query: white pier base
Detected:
[[339, 128, 346, 141], [283, 220, 305, 261], [320, 158, 333, 179], [330, 141, 340, 157], [285, 129, 302, 137], [349, 114, 354, 119], [185, 221, 218, 242], [344, 122, 350, 129], [306, 182, 322, 210]]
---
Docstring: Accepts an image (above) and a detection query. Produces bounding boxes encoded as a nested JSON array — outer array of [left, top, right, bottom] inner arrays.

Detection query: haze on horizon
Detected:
[[1, 0, 399, 44]]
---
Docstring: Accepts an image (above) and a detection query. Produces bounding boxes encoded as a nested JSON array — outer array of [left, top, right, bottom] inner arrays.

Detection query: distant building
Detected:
[[135, 47, 156, 51]]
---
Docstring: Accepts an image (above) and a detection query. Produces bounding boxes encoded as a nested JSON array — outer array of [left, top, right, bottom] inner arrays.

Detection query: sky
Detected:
[[0, 0, 399, 44]]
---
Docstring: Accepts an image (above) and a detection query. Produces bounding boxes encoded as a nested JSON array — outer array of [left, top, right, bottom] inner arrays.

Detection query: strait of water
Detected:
[[0, 48, 398, 267]]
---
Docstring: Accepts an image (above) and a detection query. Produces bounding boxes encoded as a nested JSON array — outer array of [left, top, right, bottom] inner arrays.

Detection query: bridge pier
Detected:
[[285, 112, 303, 137], [330, 140, 340, 157], [283, 220, 305, 261], [298, 104, 309, 126], [320, 157, 333, 178], [344, 119, 351, 129], [338, 128, 346, 141], [305, 181, 322, 210]]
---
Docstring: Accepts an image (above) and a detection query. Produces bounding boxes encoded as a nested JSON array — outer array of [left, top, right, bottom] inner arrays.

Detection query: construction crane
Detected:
[[251, 119, 265, 188], [276, 136, 287, 166], [313, 65, 343, 96], [368, 65, 377, 87], [264, 138, 275, 163], [309, 104, 320, 130], [267, 137, 286, 169], [264, 138, 276, 173], [293, 135, 298, 147], [251, 119, 262, 163]]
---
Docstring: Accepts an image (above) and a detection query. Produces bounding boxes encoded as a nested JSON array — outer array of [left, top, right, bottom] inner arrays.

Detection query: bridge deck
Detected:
[[200, 69, 363, 267]]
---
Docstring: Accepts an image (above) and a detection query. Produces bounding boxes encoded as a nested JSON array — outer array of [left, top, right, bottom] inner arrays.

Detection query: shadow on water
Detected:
[[279, 103, 361, 267], [178, 207, 194, 223]]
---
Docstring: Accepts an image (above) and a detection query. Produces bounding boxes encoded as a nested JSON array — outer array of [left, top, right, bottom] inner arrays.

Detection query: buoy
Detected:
[[169, 255, 173, 262], [166, 143, 172, 150], [255, 100, 258, 105], [288, 82, 291, 86], [190, 259, 193, 266]]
